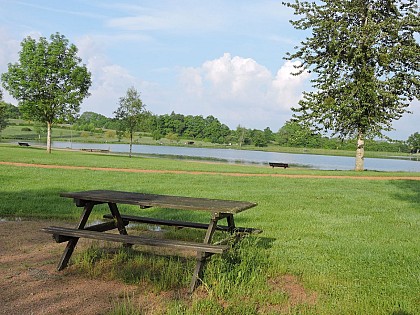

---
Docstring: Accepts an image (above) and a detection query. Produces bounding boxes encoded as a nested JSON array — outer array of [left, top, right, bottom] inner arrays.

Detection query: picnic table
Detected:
[[42, 190, 259, 292]]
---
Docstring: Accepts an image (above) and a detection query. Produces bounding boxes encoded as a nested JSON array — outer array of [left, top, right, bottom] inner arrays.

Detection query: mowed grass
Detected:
[[0, 145, 419, 314]]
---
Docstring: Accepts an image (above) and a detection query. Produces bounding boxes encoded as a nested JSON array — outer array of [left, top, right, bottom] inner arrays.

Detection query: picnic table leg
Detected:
[[189, 213, 219, 293], [57, 202, 94, 270], [108, 202, 131, 247], [226, 214, 235, 233]]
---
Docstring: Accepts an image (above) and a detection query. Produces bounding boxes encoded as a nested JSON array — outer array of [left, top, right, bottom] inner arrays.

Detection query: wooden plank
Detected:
[[102, 214, 262, 234], [60, 190, 256, 214], [52, 220, 129, 243], [42, 226, 229, 254]]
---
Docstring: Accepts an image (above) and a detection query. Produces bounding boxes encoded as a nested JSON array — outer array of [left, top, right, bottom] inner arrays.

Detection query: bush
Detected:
[[21, 127, 32, 131]]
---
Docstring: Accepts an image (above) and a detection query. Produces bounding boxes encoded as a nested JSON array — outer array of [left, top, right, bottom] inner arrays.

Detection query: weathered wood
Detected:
[[42, 226, 229, 254], [189, 213, 220, 292], [57, 202, 94, 271], [60, 190, 257, 214], [49, 190, 259, 292], [52, 220, 129, 243], [80, 148, 110, 153], [102, 214, 262, 234], [269, 162, 289, 168]]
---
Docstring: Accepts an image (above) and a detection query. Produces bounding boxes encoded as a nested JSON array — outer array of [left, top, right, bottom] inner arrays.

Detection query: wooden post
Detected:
[[189, 213, 219, 293], [108, 202, 132, 247], [57, 202, 94, 270]]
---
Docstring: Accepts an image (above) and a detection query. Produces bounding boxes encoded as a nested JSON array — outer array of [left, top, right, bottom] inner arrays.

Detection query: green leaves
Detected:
[[114, 87, 146, 156], [284, 0, 420, 140], [1, 32, 92, 125], [284, 0, 419, 169], [1, 32, 92, 152]]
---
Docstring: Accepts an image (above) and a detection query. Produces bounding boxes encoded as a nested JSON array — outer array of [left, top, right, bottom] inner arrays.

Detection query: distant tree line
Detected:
[[3, 102, 420, 153]]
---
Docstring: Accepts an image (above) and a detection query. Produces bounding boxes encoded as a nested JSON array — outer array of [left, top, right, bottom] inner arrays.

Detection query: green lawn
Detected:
[[0, 145, 419, 314]]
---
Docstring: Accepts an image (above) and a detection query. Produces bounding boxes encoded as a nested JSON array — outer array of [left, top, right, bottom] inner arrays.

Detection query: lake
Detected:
[[47, 141, 420, 172]]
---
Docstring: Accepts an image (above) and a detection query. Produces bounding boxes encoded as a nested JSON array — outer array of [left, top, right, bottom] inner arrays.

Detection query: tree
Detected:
[[251, 129, 268, 147], [1, 33, 91, 153], [76, 111, 110, 129], [407, 132, 420, 153], [3, 102, 20, 119], [0, 90, 7, 133], [284, 0, 420, 171], [114, 87, 146, 158]]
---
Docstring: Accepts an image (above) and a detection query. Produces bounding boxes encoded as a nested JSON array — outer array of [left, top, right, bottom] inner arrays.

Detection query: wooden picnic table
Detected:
[[42, 190, 259, 292]]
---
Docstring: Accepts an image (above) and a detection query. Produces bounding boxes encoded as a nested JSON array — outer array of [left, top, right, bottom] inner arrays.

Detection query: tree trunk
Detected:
[[129, 131, 133, 158], [355, 132, 364, 171], [47, 121, 52, 154]]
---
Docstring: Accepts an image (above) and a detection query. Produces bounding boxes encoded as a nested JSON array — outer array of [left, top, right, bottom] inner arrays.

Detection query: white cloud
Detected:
[[0, 27, 309, 131], [0, 28, 21, 104], [174, 53, 309, 129], [105, 2, 225, 34], [75, 35, 141, 116]]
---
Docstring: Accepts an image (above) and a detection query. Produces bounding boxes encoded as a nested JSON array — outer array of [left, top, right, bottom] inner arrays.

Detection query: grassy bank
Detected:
[[1, 120, 415, 159], [1, 146, 419, 314]]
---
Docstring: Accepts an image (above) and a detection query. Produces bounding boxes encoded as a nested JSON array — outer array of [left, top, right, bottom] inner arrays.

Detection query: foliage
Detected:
[[284, 0, 420, 170], [277, 120, 321, 147], [149, 112, 232, 144], [2, 102, 21, 119], [1, 32, 92, 152], [114, 87, 146, 157], [407, 132, 420, 153], [0, 90, 7, 133], [249, 129, 268, 147], [73, 111, 118, 131]]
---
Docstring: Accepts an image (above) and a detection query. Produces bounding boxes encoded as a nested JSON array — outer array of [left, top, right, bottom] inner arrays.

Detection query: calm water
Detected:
[[47, 141, 420, 172]]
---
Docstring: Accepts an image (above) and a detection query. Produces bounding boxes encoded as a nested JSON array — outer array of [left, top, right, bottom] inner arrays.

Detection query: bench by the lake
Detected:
[[42, 190, 260, 292], [80, 148, 110, 153], [269, 162, 289, 168], [18, 142, 30, 147]]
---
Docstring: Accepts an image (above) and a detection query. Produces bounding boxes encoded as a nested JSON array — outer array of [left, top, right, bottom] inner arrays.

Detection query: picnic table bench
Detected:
[[269, 162, 289, 168], [42, 190, 259, 292], [18, 142, 30, 147]]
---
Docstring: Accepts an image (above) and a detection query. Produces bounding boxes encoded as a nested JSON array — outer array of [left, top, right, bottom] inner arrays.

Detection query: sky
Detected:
[[0, 0, 419, 140]]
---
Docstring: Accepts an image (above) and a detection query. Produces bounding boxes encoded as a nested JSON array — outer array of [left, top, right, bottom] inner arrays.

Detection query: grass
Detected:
[[0, 145, 419, 314], [1, 144, 420, 178]]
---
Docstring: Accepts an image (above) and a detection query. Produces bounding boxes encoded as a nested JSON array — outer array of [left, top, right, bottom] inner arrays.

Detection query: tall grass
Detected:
[[0, 146, 419, 314]]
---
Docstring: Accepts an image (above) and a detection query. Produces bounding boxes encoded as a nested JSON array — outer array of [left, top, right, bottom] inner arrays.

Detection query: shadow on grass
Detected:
[[0, 187, 76, 219], [72, 245, 195, 290], [389, 180, 420, 205]]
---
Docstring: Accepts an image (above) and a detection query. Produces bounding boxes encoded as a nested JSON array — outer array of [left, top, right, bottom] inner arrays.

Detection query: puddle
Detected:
[[0, 217, 23, 222], [87, 220, 163, 232]]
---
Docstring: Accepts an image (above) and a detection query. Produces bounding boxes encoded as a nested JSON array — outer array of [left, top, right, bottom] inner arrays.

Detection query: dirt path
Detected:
[[0, 220, 318, 315], [0, 221, 143, 315], [2, 161, 420, 180]]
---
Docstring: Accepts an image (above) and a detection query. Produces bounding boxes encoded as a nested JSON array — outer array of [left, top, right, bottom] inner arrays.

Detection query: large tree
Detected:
[[0, 90, 7, 133], [1, 33, 91, 153], [284, 0, 420, 170], [114, 87, 146, 158], [407, 132, 420, 153]]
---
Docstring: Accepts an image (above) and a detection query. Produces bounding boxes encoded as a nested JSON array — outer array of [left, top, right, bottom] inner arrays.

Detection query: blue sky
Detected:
[[0, 0, 419, 140]]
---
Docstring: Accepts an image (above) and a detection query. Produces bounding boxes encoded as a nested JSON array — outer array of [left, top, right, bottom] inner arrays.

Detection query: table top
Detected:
[[60, 190, 257, 214]]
